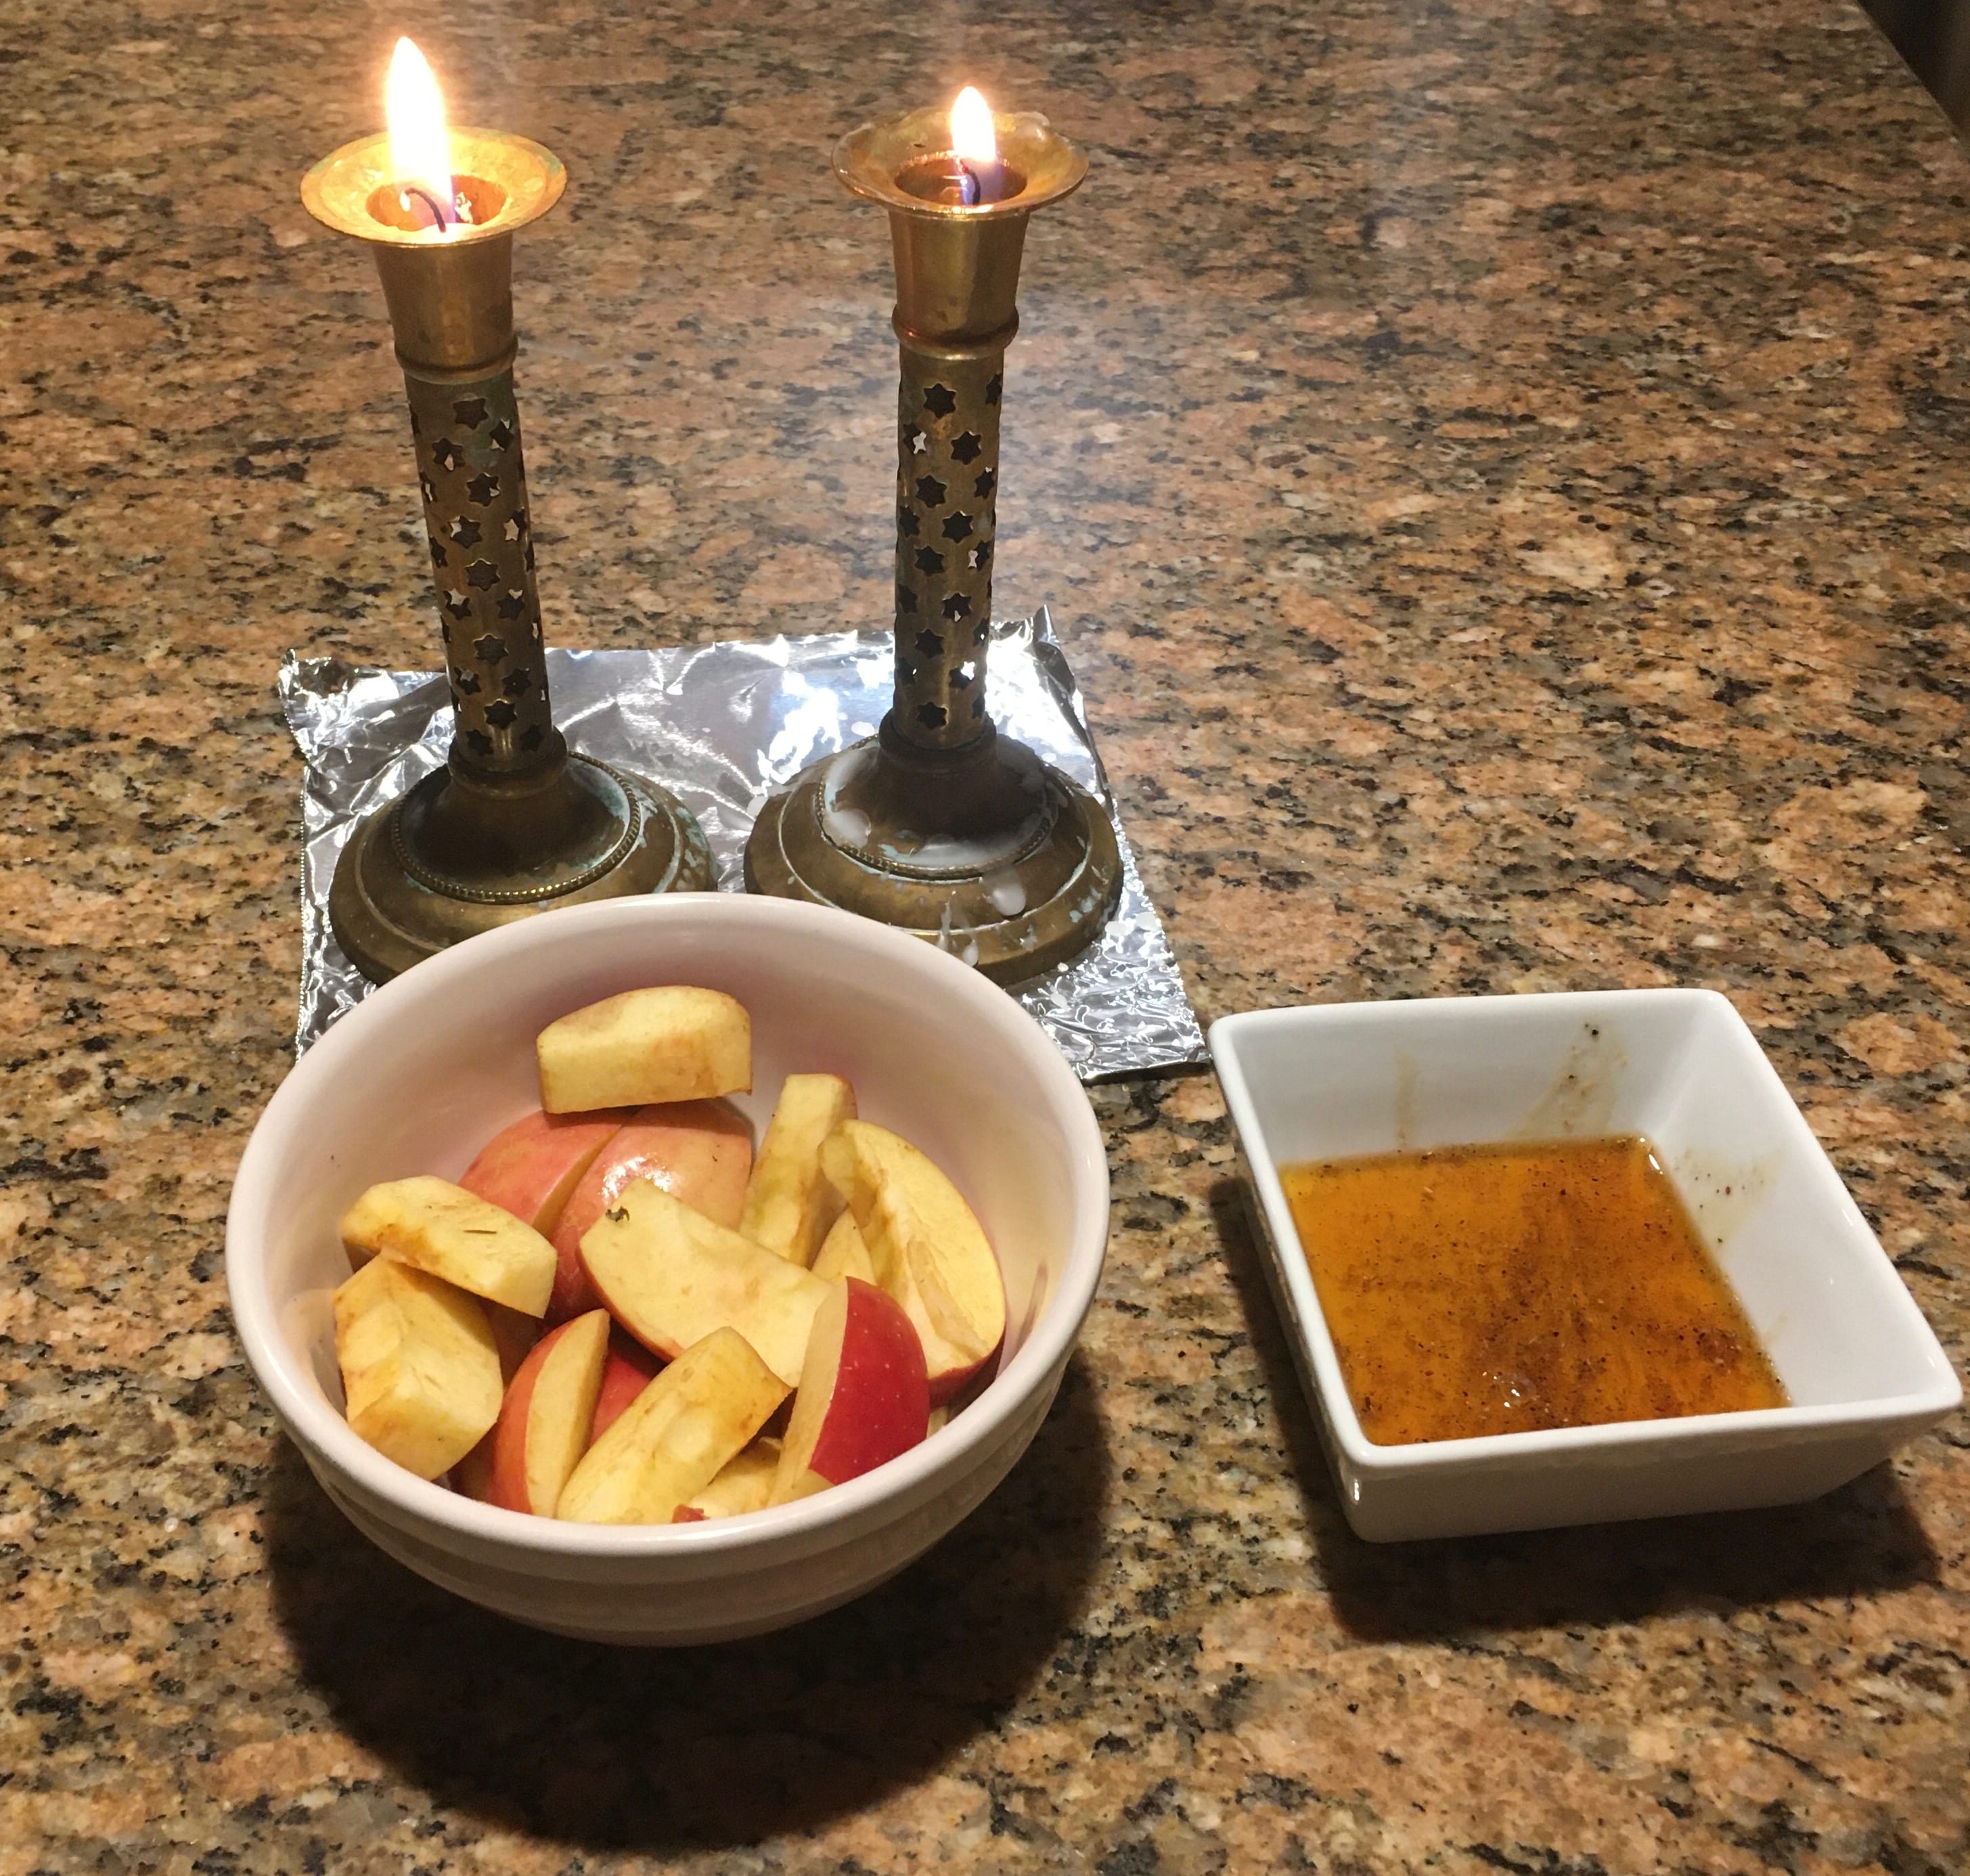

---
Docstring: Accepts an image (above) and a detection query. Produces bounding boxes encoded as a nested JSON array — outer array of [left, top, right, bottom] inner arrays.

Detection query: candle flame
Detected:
[[951, 86, 997, 168], [385, 37, 455, 227]]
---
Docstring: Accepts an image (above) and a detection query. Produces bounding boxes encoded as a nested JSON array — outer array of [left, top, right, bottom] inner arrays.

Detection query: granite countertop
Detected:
[[3, 0, 1967, 1869]]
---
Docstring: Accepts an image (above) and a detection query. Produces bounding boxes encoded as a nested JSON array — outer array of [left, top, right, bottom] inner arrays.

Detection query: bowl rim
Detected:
[[227, 893, 1110, 1556], [1209, 986, 1963, 1475]]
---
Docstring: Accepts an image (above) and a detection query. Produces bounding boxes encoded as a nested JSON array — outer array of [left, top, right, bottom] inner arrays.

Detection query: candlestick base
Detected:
[[330, 746, 711, 983], [744, 719, 1122, 983]]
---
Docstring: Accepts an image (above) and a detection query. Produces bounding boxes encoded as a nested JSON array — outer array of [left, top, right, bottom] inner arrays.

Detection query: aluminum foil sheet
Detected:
[[279, 612, 1207, 1081]]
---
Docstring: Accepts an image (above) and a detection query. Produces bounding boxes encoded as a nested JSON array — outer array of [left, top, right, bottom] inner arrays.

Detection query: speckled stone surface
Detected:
[[3, 0, 1967, 1869]]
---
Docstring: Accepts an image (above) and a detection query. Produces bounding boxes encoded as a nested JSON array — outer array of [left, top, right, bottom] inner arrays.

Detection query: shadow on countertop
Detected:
[[261, 1351, 1110, 1852], [1207, 1179, 1945, 1644]]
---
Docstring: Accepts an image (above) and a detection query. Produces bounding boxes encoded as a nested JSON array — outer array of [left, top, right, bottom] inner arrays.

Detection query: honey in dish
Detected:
[[1282, 1135, 1787, 1445]]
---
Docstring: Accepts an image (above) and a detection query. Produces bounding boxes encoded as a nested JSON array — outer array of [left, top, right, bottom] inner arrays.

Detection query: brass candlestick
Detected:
[[745, 106, 1123, 982], [301, 128, 710, 984]]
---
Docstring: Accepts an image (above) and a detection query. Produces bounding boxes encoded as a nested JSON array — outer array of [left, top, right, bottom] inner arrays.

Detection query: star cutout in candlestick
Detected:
[[914, 546, 945, 575], [905, 425, 928, 455], [975, 468, 996, 498], [914, 629, 944, 657], [452, 397, 489, 428], [942, 593, 971, 622], [497, 590, 526, 621], [914, 475, 946, 508], [485, 700, 517, 730], [443, 589, 471, 620], [920, 382, 957, 418], [473, 633, 508, 665], [432, 439, 462, 470], [950, 432, 983, 464], [454, 669, 481, 694], [465, 471, 500, 506], [447, 517, 483, 548], [941, 512, 974, 541], [489, 421, 515, 452], [503, 668, 533, 697], [465, 560, 498, 590], [985, 373, 1002, 405]]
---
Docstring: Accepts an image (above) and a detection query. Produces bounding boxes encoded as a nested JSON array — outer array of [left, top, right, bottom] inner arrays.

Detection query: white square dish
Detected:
[[1209, 989, 1961, 1542]]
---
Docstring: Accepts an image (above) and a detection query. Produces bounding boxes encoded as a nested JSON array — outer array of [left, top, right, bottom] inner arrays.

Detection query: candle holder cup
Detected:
[[301, 129, 710, 984], [745, 108, 1122, 982]]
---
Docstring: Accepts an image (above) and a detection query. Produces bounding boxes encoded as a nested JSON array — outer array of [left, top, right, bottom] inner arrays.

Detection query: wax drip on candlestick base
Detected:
[[300, 88, 709, 984], [744, 100, 1121, 983]]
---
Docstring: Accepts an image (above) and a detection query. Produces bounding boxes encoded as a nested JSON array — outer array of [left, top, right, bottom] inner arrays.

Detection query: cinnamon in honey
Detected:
[[1282, 1135, 1787, 1445]]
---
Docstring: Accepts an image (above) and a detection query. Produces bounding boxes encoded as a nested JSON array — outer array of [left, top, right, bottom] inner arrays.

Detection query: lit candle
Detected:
[[949, 86, 1006, 206], [383, 38, 469, 231], [893, 85, 1019, 208]]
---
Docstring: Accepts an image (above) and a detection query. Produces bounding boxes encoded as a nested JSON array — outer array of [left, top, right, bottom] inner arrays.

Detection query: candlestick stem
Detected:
[[891, 326, 1008, 749]]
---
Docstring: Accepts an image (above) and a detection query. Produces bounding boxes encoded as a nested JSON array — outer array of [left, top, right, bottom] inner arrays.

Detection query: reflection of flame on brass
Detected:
[[385, 37, 465, 231]]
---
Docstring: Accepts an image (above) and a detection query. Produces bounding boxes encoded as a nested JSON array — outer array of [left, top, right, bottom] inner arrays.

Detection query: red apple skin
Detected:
[[547, 1098, 753, 1321], [589, 1333, 662, 1444], [459, 1108, 631, 1236], [807, 1278, 931, 1486], [485, 1312, 610, 1515]]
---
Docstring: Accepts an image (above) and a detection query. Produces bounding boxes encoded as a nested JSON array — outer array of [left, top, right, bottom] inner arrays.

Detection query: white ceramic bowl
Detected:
[[1211, 989, 1961, 1542], [227, 895, 1109, 1644]]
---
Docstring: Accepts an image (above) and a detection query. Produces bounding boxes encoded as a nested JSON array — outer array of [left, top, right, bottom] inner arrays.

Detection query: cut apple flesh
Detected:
[[678, 1437, 781, 1520], [811, 1211, 876, 1285], [334, 1257, 503, 1479], [580, 1181, 830, 1387], [537, 986, 751, 1114], [818, 1126, 1006, 1404], [771, 1277, 929, 1505], [340, 1175, 558, 1318], [547, 1098, 753, 1321], [457, 1107, 630, 1238], [739, 1073, 856, 1265], [557, 1328, 786, 1524], [488, 1309, 612, 1517], [819, 1211, 983, 1405], [589, 1332, 662, 1444]]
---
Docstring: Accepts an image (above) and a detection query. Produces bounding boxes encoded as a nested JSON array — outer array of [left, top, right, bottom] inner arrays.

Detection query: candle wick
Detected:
[[956, 162, 981, 207], [399, 183, 452, 231]]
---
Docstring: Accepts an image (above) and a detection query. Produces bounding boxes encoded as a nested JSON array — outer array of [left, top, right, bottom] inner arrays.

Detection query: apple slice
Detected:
[[676, 1437, 782, 1521], [738, 1073, 857, 1265], [814, 1205, 979, 1405], [811, 1210, 876, 1285], [556, 1328, 786, 1524], [547, 1098, 753, 1321], [486, 1309, 612, 1516], [580, 1182, 830, 1387], [819, 1123, 1006, 1404], [340, 1176, 557, 1318], [459, 1107, 631, 1236], [589, 1332, 662, 1444], [334, 1257, 503, 1479], [537, 987, 751, 1114], [769, 1278, 929, 1506]]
